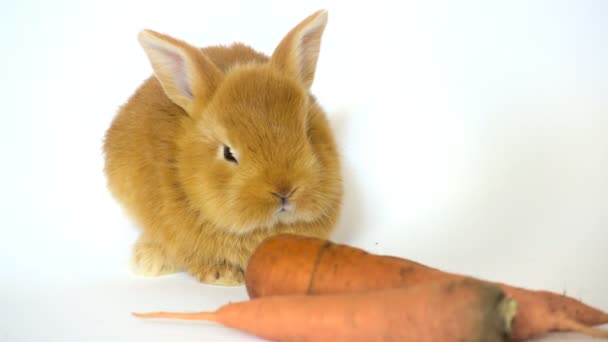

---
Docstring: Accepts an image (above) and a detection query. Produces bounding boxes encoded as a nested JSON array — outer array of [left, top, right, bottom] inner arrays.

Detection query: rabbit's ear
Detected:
[[271, 10, 328, 90], [138, 30, 222, 113]]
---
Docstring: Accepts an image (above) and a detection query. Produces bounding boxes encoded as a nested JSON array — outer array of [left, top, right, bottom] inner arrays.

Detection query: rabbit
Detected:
[[103, 10, 343, 285]]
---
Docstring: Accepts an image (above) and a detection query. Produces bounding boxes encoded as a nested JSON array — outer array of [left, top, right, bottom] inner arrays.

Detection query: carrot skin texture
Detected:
[[135, 278, 515, 342], [245, 234, 608, 341]]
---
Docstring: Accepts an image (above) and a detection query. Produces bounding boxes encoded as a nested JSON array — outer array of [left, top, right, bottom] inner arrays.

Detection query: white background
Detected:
[[1, 0, 607, 341]]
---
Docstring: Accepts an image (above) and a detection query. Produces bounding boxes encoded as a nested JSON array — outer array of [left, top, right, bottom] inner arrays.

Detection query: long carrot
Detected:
[[245, 234, 608, 341], [134, 277, 517, 342]]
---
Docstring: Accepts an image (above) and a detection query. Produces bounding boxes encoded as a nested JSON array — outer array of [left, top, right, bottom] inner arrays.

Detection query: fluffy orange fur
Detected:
[[103, 10, 343, 285]]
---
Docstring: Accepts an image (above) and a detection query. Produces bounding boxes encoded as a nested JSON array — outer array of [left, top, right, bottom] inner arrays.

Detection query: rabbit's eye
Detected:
[[223, 145, 238, 164]]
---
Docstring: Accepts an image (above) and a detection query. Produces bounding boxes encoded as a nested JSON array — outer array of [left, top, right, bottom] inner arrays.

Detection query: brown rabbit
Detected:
[[103, 10, 343, 285]]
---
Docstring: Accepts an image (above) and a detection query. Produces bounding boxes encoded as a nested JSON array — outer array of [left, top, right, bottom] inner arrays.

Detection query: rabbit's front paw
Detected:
[[131, 237, 179, 276], [190, 262, 244, 286]]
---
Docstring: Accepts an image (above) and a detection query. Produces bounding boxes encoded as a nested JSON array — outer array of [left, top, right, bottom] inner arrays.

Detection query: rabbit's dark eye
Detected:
[[223, 145, 238, 164]]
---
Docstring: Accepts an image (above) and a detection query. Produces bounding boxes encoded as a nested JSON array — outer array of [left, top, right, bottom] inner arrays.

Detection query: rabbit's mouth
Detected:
[[278, 202, 294, 213], [276, 207, 294, 218], [274, 204, 299, 224]]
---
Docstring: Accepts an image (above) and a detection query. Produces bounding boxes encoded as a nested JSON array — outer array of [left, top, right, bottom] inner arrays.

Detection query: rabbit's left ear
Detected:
[[138, 29, 223, 113], [271, 10, 328, 90]]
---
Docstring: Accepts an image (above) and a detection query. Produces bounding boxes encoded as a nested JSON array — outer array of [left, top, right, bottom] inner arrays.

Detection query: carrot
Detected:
[[134, 277, 517, 342], [245, 234, 608, 341]]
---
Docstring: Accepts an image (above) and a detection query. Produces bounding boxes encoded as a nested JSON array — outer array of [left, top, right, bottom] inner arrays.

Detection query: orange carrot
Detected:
[[245, 234, 608, 341], [134, 277, 517, 342]]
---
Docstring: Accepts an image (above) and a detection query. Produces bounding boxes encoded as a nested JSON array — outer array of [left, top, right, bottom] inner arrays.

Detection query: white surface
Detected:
[[1, 1, 607, 341]]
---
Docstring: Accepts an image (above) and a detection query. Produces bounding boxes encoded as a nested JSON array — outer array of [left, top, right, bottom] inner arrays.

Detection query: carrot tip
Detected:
[[131, 311, 218, 322], [132, 312, 163, 319], [562, 318, 608, 339]]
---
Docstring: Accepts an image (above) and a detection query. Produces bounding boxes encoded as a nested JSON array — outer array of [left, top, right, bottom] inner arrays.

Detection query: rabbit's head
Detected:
[[138, 10, 341, 233]]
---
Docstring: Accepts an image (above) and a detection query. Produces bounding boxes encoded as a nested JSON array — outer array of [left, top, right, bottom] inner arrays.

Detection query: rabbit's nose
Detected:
[[271, 186, 297, 204], [278, 195, 288, 206], [270, 192, 288, 208]]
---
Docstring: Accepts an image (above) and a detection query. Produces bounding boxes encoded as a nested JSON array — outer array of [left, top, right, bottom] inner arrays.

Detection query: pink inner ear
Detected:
[[150, 44, 193, 99], [297, 32, 318, 82], [166, 50, 193, 99]]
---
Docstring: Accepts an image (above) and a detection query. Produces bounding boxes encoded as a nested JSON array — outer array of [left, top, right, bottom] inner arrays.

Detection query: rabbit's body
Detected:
[[104, 11, 342, 285]]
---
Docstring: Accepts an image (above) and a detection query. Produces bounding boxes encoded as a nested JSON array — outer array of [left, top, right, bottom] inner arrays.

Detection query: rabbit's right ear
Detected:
[[271, 10, 328, 90], [138, 30, 223, 114]]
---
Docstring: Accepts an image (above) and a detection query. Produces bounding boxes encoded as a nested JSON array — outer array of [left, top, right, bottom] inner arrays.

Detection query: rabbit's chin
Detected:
[[268, 210, 302, 227], [224, 209, 311, 235]]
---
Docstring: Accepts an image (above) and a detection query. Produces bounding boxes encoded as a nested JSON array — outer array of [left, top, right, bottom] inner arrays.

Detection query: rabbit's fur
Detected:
[[103, 10, 343, 285]]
